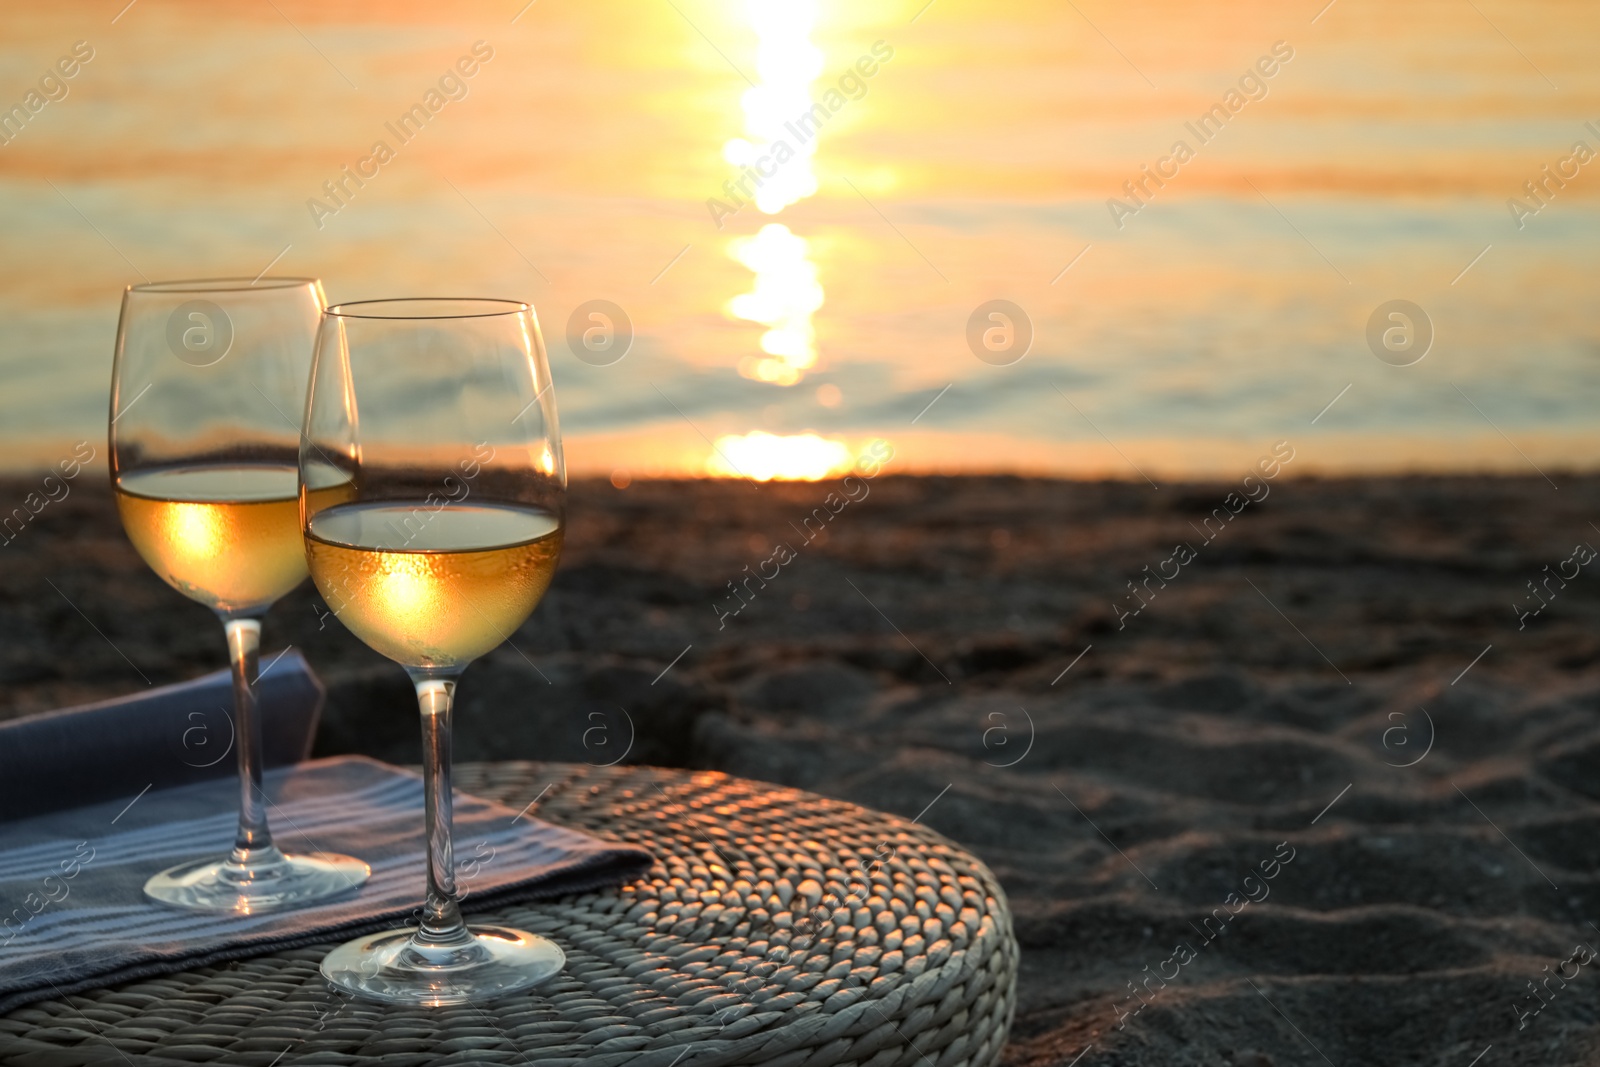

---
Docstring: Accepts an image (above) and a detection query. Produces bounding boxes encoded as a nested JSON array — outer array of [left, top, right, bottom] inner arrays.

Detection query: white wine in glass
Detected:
[[110, 278, 370, 912], [302, 298, 567, 1006], [117, 465, 354, 611], [305, 503, 562, 668]]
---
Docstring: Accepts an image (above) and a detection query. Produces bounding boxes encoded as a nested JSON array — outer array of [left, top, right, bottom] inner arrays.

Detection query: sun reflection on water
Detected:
[[722, 0, 822, 215], [725, 0, 825, 389], [727, 223, 824, 385]]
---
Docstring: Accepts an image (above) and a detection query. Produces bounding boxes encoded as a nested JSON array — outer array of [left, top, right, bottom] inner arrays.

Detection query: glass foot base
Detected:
[[321, 925, 566, 1006], [144, 849, 370, 913]]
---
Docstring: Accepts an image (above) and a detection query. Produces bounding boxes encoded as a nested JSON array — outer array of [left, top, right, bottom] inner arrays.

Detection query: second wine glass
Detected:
[[300, 298, 567, 1005], [110, 277, 370, 913]]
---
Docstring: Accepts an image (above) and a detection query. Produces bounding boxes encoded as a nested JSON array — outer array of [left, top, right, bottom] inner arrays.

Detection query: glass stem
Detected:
[[412, 673, 474, 949], [224, 618, 280, 867]]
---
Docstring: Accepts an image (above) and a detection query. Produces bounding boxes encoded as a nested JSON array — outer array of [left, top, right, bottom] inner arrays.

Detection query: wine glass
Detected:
[[301, 298, 567, 1005], [109, 278, 371, 912]]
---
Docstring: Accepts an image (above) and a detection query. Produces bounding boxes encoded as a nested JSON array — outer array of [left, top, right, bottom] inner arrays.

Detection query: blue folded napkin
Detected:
[[0, 756, 653, 1014], [0, 649, 321, 822]]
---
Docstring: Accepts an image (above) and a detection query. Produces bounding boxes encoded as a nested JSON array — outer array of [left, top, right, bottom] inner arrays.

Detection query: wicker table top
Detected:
[[0, 761, 1017, 1067]]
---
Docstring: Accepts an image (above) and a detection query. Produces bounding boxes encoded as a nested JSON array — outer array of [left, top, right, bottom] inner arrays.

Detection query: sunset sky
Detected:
[[1, 0, 1596, 479]]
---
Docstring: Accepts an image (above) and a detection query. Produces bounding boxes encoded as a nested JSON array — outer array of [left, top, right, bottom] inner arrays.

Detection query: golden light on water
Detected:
[[721, 0, 826, 388], [707, 431, 858, 481], [722, 0, 822, 216], [728, 224, 824, 385]]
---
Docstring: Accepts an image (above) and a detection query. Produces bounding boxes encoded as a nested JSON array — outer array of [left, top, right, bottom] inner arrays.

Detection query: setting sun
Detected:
[[705, 430, 858, 480]]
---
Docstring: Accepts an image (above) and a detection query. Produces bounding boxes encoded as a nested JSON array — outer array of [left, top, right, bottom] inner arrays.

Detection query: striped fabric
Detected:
[[0, 756, 652, 1013], [0, 648, 323, 821]]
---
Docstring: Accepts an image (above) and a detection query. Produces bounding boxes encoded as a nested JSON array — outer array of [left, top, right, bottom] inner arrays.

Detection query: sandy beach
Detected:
[[5, 471, 1600, 1065]]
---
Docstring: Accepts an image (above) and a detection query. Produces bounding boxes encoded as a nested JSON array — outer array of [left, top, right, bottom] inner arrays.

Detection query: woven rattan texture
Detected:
[[0, 762, 1017, 1067]]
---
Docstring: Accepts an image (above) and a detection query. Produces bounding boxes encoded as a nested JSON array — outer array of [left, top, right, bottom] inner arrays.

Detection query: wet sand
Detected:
[[5, 472, 1600, 1065]]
